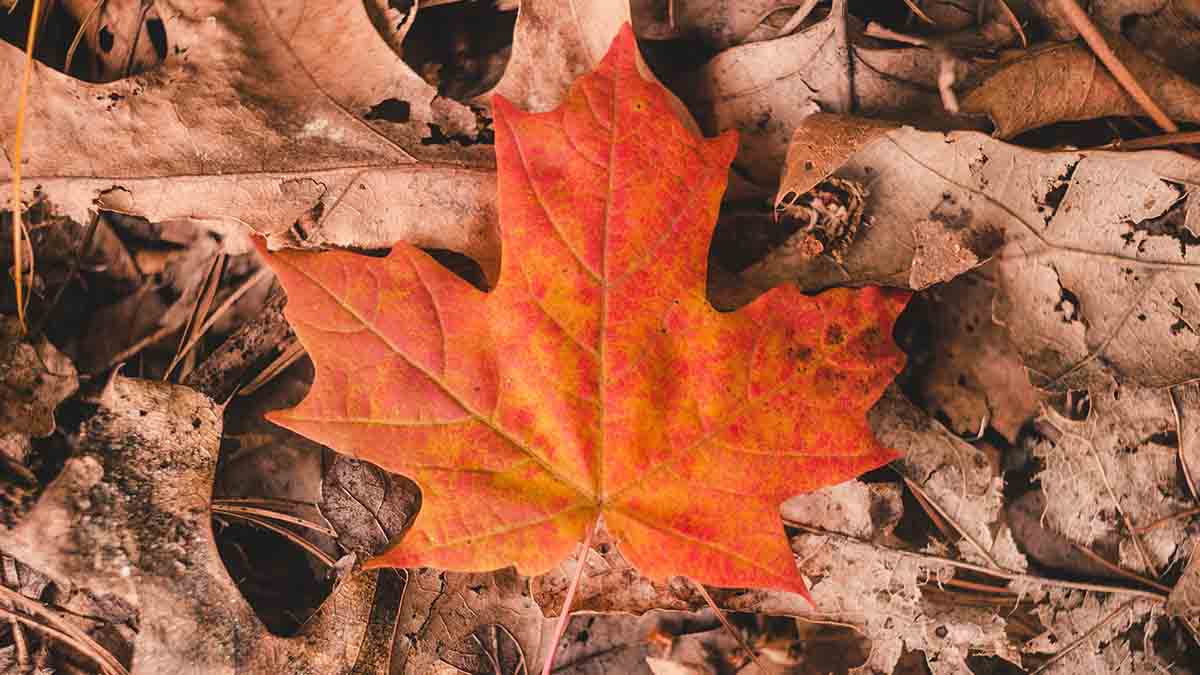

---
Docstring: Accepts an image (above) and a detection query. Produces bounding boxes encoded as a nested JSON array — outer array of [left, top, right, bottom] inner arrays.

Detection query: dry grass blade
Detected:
[[1029, 599, 1138, 674], [164, 266, 271, 381], [1134, 506, 1200, 534], [65, 0, 108, 74], [1053, 0, 1178, 133], [167, 252, 226, 382], [1104, 131, 1200, 152], [992, 0, 1027, 47], [691, 580, 767, 672], [10, 0, 46, 332], [775, 0, 822, 38], [900, 473, 1002, 569], [214, 511, 337, 568], [211, 500, 337, 538], [0, 584, 129, 675], [236, 339, 305, 396], [784, 520, 1170, 602]]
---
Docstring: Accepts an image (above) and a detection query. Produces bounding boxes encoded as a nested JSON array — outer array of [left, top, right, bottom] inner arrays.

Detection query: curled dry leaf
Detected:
[[960, 39, 1200, 139], [259, 25, 910, 600]]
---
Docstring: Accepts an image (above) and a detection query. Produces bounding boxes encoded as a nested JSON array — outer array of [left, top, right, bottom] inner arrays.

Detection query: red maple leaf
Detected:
[[257, 25, 908, 600]]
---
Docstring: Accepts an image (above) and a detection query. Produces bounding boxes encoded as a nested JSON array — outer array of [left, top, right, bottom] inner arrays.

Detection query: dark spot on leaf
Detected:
[[824, 324, 844, 345], [365, 98, 412, 123], [146, 18, 168, 61]]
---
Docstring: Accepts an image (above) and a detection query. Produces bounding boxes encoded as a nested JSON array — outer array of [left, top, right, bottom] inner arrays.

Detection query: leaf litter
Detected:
[[3, 0, 1200, 673]]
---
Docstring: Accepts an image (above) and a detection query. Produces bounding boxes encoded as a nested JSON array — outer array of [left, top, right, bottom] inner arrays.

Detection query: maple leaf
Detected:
[[256, 24, 909, 598]]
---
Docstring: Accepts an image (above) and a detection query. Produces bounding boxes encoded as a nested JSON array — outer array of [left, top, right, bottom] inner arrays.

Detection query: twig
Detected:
[[211, 501, 337, 538], [65, 0, 108, 74], [0, 585, 129, 675], [1134, 506, 1200, 534], [1104, 131, 1200, 152], [214, 511, 337, 568], [541, 519, 596, 675], [1053, 0, 1178, 133], [1170, 386, 1199, 501], [900, 474, 1003, 569], [784, 521, 1170, 602], [691, 581, 766, 672], [164, 266, 272, 381], [1029, 598, 1139, 674], [775, 0, 822, 38], [901, 0, 934, 24], [168, 252, 226, 382]]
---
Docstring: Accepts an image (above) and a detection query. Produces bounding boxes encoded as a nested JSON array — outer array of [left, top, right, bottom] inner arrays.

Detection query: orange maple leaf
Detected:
[[257, 25, 908, 600]]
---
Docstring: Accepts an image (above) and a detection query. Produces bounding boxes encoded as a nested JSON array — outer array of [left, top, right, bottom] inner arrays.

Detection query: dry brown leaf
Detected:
[[1035, 386, 1189, 575], [0, 316, 77, 438], [678, 1, 945, 190], [632, 0, 810, 48], [1, 0, 625, 281], [960, 39, 1200, 139], [767, 117, 1200, 392], [910, 266, 1040, 443]]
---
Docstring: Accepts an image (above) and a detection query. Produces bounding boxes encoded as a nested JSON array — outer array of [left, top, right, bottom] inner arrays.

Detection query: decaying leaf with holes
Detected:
[[257, 25, 910, 600]]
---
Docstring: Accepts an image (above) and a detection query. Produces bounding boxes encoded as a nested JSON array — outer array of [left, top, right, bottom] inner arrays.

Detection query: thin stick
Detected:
[[168, 252, 226, 381], [1053, 0, 1178, 133], [10, 0, 45, 331], [901, 0, 934, 24], [541, 519, 596, 675], [901, 474, 1002, 569], [236, 339, 305, 396], [211, 501, 337, 538], [1105, 131, 1200, 152], [164, 267, 271, 380], [784, 520, 1170, 602], [214, 511, 337, 568], [1134, 506, 1200, 534], [1029, 599, 1138, 674], [0, 585, 129, 675], [775, 0, 822, 38], [692, 581, 766, 672]]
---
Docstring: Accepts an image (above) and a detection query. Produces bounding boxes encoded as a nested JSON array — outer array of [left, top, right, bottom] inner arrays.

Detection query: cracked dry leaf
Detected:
[[769, 116, 1200, 392], [1021, 591, 1169, 674], [259, 25, 910, 598], [0, 0, 625, 278], [1034, 386, 1190, 575], [871, 387, 1028, 572]]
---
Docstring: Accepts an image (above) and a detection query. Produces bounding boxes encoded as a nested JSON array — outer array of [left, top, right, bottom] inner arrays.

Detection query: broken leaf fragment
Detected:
[[257, 24, 910, 600]]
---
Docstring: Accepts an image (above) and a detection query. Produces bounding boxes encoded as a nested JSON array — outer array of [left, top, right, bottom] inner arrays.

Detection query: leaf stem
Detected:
[[541, 518, 596, 675]]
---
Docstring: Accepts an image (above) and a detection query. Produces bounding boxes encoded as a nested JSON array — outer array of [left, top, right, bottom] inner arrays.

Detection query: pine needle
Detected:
[[10, 0, 45, 332]]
